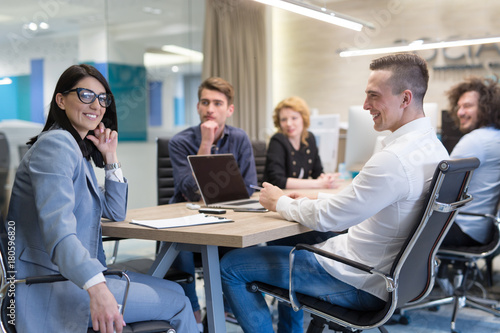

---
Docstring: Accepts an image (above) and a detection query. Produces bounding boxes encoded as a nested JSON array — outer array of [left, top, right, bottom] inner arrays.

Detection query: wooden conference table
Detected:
[[101, 181, 350, 332]]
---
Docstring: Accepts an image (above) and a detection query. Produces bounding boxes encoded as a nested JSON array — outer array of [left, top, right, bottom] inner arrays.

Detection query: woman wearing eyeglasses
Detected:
[[7, 64, 197, 333]]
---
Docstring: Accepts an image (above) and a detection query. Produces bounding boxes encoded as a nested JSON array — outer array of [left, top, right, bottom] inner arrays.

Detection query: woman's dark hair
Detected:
[[28, 64, 117, 168]]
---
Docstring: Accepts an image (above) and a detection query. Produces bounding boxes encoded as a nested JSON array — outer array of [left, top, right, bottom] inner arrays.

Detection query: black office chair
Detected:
[[249, 158, 479, 333], [17, 144, 30, 162], [0, 133, 9, 217], [157, 137, 175, 206], [103, 137, 193, 283], [0, 214, 176, 333], [252, 140, 267, 186], [399, 209, 500, 333]]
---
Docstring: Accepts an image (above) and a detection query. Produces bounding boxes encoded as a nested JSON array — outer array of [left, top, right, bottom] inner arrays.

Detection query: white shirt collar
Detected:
[[382, 117, 432, 148]]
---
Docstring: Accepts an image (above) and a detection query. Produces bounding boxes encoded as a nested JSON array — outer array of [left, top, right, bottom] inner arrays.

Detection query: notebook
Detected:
[[187, 154, 266, 210]]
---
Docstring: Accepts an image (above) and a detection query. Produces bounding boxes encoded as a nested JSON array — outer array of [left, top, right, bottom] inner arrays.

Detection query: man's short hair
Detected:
[[198, 77, 234, 105], [369, 53, 429, 107], [447, 75, 500, 130]]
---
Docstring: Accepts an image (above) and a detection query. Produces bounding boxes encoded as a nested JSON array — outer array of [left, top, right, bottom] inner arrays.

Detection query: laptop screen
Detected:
[[188, 154, 250, 205]]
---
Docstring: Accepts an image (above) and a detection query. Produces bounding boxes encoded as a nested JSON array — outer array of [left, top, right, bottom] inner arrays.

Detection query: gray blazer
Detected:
[[7, 129, 128, 332]]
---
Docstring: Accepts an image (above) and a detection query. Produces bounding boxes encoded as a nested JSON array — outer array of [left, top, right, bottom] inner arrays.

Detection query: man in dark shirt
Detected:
[[168, 77, 257, 203], [168, 77, 257, 330]]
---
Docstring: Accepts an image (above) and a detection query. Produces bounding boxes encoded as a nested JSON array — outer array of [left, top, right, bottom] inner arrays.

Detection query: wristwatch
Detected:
[[105, 162, 121, 171]]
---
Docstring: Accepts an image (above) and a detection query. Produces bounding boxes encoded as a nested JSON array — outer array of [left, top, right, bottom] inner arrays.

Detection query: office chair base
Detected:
[[306, 314, 387, 333], [400, 294, 500, 333]]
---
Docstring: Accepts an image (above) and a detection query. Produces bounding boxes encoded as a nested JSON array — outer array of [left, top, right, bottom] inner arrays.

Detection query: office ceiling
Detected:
[[0, 0, 205, 54]]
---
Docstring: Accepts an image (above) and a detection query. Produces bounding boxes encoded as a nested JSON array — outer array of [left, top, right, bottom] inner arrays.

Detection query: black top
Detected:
[[263, 132, 323, 189]]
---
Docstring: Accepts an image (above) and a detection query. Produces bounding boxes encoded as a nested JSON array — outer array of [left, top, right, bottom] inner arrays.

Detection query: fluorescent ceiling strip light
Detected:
[[253, 0, 374, 31], [160, 45, 203, 61], [339, 36, 500, 57]]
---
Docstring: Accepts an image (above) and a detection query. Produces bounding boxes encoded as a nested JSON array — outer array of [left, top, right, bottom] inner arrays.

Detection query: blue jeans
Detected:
[[221, 246, 385, 333]]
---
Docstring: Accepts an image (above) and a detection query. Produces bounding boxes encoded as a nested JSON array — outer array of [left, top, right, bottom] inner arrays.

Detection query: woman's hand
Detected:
[[88, 282, 125, 333], [317, 173, 340, 189], [87, 122, 119, 164]]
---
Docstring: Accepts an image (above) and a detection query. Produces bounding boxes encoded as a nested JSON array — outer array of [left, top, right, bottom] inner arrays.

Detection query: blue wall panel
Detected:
[[0, 76, 31, 121], [30, 59, 44, 124], [108, 63, 147, 141], [0, 78, 17, 120], [149, 81, 162, 126], [174, 97, 185, 126]]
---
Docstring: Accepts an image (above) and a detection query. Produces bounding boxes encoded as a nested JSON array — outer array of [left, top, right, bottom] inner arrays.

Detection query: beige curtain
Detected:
[[202, 0, 267, 140]]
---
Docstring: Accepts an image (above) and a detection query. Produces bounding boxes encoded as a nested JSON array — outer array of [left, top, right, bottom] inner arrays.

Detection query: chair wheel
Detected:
[[399, 315, 410, 325], [428, 305, 440, 312]]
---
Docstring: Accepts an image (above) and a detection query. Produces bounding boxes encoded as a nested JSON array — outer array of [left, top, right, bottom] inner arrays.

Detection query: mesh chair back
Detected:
[[157, 137, 174, 205], [394, 158, 479, 307]]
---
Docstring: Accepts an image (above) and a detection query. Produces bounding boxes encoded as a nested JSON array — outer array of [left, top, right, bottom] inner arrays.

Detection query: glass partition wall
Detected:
[[0, 0, 205, 140]]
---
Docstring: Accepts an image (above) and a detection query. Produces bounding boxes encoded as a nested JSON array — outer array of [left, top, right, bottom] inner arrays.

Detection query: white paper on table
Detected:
[[130, 213, 233, 229]]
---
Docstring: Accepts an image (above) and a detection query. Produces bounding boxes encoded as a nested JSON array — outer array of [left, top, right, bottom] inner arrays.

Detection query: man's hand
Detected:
[[88, 282, 125, 333], [198, 120, 219, 155], [259, 182, 286, 212]]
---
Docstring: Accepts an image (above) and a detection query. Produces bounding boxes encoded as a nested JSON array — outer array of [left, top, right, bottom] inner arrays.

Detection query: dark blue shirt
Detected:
[[168, 124, 257, 203]]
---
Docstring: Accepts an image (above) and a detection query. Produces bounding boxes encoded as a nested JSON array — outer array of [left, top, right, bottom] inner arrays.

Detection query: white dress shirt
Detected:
[[276, 117, 449, 301]]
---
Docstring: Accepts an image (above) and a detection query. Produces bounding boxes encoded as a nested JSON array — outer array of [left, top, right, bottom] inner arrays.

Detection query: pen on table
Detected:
[[250, 184, 264, 191]]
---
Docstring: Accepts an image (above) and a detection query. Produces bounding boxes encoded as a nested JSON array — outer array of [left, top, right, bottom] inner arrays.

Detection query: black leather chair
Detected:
[[249, 158, 479, 333], [252, 140, 266, 186], [157, 137, 175, 206], [104, 137, 193, 283], [0, 133, 9, 217], [399, 209, 500, 333]]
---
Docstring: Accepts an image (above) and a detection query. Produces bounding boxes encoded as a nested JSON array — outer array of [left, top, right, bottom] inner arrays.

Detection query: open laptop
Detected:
[[187, 154, 265, 209]]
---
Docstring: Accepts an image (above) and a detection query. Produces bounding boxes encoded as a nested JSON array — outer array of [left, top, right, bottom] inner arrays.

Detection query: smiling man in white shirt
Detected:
[[440, 76, 500, 247], [220, 53, 450, 333]]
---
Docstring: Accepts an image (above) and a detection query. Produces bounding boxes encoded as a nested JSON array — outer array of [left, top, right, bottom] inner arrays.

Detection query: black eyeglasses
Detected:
[[63, 87, 113, 108]]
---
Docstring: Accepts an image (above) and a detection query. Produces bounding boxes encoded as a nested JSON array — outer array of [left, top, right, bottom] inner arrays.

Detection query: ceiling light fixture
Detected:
[[39, 22, 50, 30], [160, 45, 203, 62], [252, 0, 374, 31], [0, 78, 13, 85], [22, 22, 50, 32], [339, 36, 500, 57], [143, 7, 162, 15]]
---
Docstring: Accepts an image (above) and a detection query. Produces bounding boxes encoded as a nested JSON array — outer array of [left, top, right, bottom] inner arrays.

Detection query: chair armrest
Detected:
[[289, 244, 395, 311], [459, 211, 500, 225], [102, 237, 127, 242], [24, 270, 125, 285], [433, 193, 473, 213], [17, 270, 130, 316], [295, 243, 374, 273]]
